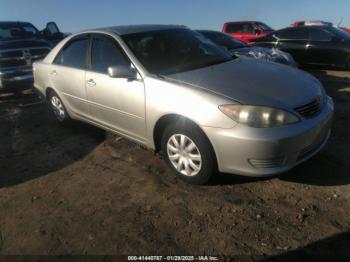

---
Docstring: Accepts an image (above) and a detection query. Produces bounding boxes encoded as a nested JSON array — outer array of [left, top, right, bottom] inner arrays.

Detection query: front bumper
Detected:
[[203, 96, 334, 176], [0, 67, 34, 93]]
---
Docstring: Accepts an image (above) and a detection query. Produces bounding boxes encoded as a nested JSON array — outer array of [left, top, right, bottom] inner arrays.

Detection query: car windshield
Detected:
[[0, 23, 39, 40], [256, 22, 274, 31], [122, 28, 233, 75], [198, 31, 246, 51]]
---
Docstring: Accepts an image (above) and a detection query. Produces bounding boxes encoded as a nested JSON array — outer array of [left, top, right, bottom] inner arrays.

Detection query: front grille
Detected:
[[0, 60, 27, 67], [0, 47, 50, 70], [29, 48, 50, 57], [0, 50, 23, 59], [295, 97, 322, 118], [249, 157, 285, 169]]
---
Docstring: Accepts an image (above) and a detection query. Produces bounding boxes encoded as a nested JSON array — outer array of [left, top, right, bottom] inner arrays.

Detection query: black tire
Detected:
[[161, 121, 216, 185], [47, 90, 71, 125]]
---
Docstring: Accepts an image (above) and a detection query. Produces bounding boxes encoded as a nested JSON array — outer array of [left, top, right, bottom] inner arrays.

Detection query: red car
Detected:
[[340, 27, 350, 34], [222, 21, 274, 43]]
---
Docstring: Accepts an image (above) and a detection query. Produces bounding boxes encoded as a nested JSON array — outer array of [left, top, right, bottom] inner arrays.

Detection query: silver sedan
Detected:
[[33, 25, 334, 184]]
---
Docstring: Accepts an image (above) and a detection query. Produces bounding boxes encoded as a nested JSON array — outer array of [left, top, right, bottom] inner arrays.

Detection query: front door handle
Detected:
[[87, 79, 96, 87], [50, 70, 57, 75]]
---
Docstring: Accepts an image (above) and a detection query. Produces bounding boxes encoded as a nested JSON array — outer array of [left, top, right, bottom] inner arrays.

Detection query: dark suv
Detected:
[[0, 21, 64, 94]]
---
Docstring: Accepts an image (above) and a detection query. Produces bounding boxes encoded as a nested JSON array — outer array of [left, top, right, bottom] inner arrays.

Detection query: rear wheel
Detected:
[[48, 91, 70, 125], [161, 121, 216, 185]]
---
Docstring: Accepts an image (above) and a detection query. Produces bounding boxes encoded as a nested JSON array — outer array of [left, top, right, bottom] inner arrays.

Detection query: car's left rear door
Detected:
[[85, 34, 146, 142], [49, 35, 90, 118]]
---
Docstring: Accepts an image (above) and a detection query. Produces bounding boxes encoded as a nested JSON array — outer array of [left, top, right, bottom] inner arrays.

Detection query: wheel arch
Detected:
[[152, 114, 218, 168], [45, 87, 56, 101]]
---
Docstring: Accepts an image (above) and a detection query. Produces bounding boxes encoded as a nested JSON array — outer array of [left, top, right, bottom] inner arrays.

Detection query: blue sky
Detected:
[[1, 0, 350, 33]]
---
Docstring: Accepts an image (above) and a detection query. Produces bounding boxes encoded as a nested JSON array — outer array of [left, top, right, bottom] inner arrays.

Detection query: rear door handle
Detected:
[[50, 70, 57, 75], [87, 79, 96, 87]]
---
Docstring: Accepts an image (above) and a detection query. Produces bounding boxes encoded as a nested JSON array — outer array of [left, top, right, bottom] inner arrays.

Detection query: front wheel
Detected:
[[161, 122, 216, 185]]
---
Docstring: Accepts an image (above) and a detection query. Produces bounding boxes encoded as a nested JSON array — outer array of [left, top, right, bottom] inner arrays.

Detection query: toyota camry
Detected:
[[33, 25, 334, 184]]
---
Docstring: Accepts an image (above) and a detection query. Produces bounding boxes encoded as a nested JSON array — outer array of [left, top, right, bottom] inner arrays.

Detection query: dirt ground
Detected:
[[0, 70, 349, 259]]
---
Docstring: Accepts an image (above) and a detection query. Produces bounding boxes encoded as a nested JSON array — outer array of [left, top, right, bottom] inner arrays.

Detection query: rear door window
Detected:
[[275, 28, 309, 40], [309, 28, 333, 41], [54, 36, 89, 69]]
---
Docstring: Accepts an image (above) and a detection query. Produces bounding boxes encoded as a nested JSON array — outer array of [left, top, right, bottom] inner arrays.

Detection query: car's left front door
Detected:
[[239, 23, 257, 43], [274, 27, 308, 65], [85, 34, 146, 142]]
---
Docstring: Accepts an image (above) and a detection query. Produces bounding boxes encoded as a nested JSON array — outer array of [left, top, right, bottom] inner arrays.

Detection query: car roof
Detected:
[[0, 21, 35, 26], [196, 30, 222, 33], [224, 21, 260, 24], [284, 25, 332, 30], [197, 30, 237, 38], [91, 24, 187, 35]]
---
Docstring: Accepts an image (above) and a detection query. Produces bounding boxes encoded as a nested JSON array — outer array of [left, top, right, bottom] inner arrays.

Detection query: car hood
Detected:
[[165, 58, 322, 109], [0, 38, 51, 49]]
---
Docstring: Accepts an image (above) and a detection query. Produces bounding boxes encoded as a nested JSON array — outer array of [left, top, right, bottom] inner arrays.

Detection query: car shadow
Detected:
[[263, 232, 350, 261], [0, 98, 105, 189], [0, 89, 38, 101], [306, 69, 350, 100], [209, 173, 273, 186]]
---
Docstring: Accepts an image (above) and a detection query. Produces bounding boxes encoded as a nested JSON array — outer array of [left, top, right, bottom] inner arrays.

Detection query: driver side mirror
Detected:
[[255, 29, 262, 35], [108, 66, 138, 80]]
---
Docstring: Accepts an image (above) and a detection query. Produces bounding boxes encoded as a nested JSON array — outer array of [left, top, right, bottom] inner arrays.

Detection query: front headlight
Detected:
[[219, 105, 300, 128]]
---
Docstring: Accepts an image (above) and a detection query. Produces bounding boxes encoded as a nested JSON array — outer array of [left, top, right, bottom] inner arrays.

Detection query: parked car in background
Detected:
[[340, 27, 350, 34], [251, 25, 350, 69], [34, 25, 333, 185], [197, 30, 297, 67], [292, 20, 350, 35], [292, 20, 333, 27], [0, 21, 64, 94], [41, 22, 68, 46], [222, 21, 274, 43]]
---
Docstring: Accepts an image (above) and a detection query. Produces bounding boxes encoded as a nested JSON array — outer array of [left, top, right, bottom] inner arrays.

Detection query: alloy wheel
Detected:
[[167, 134, 202, 176], [50, 95, 65, 121]]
